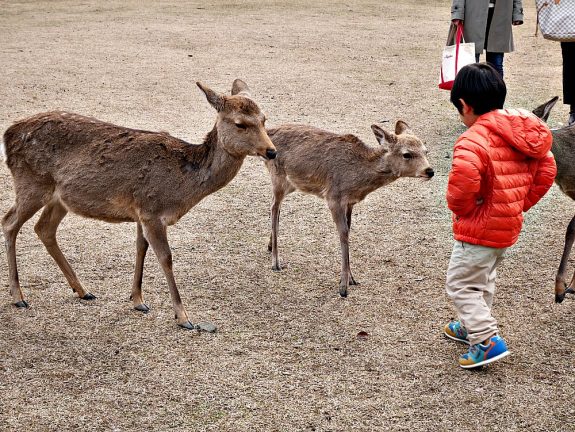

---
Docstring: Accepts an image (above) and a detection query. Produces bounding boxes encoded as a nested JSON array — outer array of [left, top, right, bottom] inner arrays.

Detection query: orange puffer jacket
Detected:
[[447, 109, 556, 248]]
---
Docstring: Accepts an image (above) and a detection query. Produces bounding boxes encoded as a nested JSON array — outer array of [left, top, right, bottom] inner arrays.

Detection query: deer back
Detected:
[[266, 123, 432, 202], [3, 112, 218, 222], [267, 125, 385, 199], [552, 127, 575, 196], [531, 97, 575, 196]]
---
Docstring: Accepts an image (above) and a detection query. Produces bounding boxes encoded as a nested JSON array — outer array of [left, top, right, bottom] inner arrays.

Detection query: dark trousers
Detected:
[[476, 52, 504, 77], [562, 42, 575, 107]]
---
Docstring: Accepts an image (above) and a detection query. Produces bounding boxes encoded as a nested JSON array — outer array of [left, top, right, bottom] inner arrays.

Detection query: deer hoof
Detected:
[[339, 288, 348, 298], [178, 320, 197, 331], [135, 304, 150, 313], [555, 292, 566, 303], [14, 300, 29, 309], [272, 264, 282, 272], [81, 293, 97, 301]]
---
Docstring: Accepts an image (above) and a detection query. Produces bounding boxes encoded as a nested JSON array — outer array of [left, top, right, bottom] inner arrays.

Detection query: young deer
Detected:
[[532, 96, 575, 303], [1, 79, 276, 330], [264, 121, 434, 297]]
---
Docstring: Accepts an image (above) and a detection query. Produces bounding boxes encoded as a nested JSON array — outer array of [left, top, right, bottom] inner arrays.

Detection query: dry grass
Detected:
[[1, 1, 574, 431]]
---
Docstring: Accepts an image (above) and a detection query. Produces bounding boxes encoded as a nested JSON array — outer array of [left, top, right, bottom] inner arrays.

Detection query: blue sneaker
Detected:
[[459, 335, 510, 369], [444, 320, 470, 345]]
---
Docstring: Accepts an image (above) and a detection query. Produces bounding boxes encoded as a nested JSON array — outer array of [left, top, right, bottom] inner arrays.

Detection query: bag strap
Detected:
[[454, 23, 462, 75], [456, 23, 465, 44]]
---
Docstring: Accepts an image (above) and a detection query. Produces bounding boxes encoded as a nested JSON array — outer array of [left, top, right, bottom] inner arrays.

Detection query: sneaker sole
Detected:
[[459, 350, 511, 369], [444, 331, 470, 345]]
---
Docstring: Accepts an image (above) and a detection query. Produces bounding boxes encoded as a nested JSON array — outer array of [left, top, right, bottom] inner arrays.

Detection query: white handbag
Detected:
[[536, 0, 575, 42], [439, 23, 476, 91]]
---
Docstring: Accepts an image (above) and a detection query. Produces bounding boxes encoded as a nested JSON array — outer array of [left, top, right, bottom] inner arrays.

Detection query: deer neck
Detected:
[[185, 126, 245, 197]]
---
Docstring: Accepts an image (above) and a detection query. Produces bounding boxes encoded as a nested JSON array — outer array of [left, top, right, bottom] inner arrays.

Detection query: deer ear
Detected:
[[395, 120, 412, 135], [371, 124, 395, 148], [197, 82, 225, 111], [532, 96, 559, 122], [231, 79, 251, 97]]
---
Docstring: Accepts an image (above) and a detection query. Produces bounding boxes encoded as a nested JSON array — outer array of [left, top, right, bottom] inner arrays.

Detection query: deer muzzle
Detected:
[[265, 148, 277, 160]]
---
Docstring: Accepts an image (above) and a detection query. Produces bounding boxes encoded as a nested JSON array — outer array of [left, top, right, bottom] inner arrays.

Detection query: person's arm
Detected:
[[512, 0, 524, 25], [451, 0, 465, 24], [523, 151, 557, 212], [447, 142, 485, 217]]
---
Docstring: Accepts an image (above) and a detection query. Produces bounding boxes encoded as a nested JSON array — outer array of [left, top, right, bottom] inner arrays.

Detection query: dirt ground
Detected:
[[1, 1, 575, 431]]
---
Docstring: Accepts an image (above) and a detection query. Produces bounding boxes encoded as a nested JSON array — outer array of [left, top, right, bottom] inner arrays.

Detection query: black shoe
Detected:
[[569, 112, 575, 126]]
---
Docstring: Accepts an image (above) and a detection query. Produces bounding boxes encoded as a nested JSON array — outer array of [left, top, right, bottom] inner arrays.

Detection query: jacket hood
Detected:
[[476, 109, 553, 159]]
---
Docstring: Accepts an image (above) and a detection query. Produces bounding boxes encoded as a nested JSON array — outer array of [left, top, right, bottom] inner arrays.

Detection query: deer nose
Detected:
[[425, 168, 434, 178], [266, 149, 277, 160]]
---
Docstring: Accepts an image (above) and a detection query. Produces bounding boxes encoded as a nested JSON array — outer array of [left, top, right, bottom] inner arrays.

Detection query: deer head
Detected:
[[196, 79, 276, 160], [371, 121, 434, 179]]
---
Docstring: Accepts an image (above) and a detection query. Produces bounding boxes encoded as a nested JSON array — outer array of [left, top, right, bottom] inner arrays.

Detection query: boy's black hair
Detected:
[[450, 63, 507, 115]]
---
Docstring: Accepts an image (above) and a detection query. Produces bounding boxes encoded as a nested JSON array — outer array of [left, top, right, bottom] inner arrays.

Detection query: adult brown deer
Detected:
[[1, 79, 276, 330], [264, 121, 434, 297], [532, 96, 575, 303]]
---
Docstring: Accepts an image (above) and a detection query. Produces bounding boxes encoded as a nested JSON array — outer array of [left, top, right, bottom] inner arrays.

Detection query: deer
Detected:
[[532, 96, 575, 303], [264, 121, 434, 297], [1, 79, 277, 330]]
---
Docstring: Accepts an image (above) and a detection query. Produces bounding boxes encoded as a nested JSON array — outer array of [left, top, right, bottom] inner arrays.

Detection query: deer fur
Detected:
[[264, 121, 434, 297], [1, 79, 277, 330], [532, 96, 575, 303]]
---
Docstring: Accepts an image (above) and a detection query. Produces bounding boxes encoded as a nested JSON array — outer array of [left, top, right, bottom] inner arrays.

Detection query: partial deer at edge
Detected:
[[532, 96, 575, 303], [264, 121, 434, 297], [1, 79, 277, 330]]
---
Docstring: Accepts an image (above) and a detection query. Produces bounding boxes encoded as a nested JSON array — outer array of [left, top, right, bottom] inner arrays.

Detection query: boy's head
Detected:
[[450, 63, 507, 122]]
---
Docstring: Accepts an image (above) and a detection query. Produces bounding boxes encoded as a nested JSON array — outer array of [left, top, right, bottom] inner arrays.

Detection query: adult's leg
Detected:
[[486, 52, 504, 77], [562, 42, 575, 124], [483, 5, 504, 77]]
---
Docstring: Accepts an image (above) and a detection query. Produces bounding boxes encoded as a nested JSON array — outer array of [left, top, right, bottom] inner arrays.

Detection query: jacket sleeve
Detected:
[[451, 0, 465, 21], [523, 151, 557, 212], [513, 0, 524, 22], [447, 142, 485, 217]]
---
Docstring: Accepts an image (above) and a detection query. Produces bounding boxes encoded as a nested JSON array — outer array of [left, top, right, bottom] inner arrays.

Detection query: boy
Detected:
[[443, 63, 556, 368]]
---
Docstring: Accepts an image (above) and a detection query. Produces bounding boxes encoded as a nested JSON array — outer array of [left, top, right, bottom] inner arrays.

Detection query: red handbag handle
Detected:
[[454, 23, 464, 75], [439, 22, 466, 89], [455, 22, 464, 44]]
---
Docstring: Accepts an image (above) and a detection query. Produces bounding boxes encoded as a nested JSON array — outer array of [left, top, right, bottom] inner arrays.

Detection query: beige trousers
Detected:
[[445, 241, 506, 345]]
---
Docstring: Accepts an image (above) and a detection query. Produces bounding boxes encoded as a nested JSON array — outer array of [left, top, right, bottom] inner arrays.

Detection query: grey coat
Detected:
[[451, 0, 524, 55]]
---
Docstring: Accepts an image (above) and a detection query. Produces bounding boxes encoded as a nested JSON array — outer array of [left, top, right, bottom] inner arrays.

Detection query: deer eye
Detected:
[[402, 152, 413, 160], [235, 123, 247, 130]]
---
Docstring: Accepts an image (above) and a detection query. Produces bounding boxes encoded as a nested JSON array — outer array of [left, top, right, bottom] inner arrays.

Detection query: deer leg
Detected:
[[346, 205, 359, 286], [270, 189, 285, 271], [34, 200, 95, 300], [329, 202, 351, 298], [2, 196, 45, 307], [131, 223, 150, 312], [556, 214, 575, 303], [141, 219, 194, 330]]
